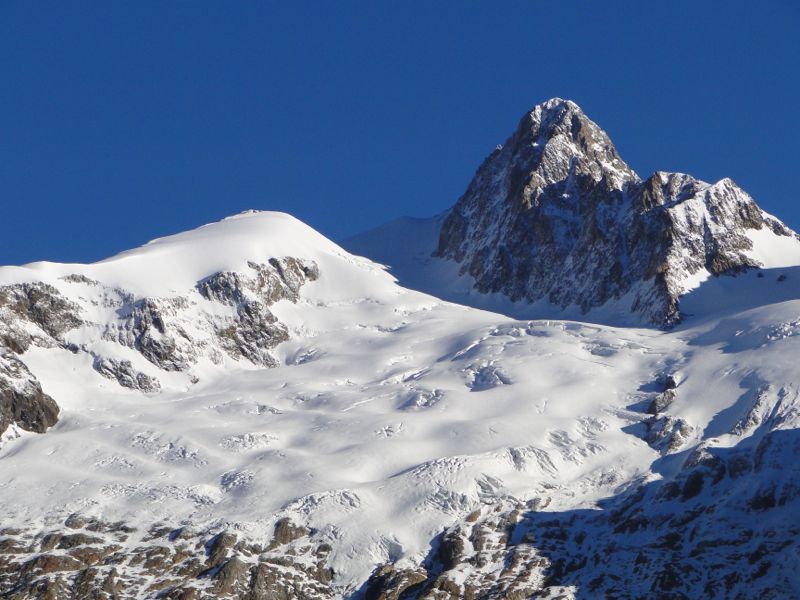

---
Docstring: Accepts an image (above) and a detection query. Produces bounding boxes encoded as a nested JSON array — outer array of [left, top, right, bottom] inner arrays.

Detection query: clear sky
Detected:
[[2, 1, 798, 265]]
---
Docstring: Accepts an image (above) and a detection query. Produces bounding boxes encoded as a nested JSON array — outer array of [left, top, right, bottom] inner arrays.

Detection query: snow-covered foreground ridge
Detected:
[[0, 209, 798, 598], [0, 100, 799, 598]]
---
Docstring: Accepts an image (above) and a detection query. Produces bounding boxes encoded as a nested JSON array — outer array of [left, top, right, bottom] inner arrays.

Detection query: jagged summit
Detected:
[[422, 98, 800, 325]]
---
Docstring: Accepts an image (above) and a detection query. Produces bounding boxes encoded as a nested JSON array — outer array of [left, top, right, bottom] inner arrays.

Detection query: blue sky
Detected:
[[1, 1, 798, 265]]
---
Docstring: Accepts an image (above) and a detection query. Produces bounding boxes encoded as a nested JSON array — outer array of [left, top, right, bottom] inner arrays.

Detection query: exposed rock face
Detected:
[[0, 257, 319, 439], [115, 295, 199, 372], [0, 283, 83, 353], [102, 256, 319, 372], [0, 353, 59, 434], [0, 517, 335, 599], [267, 517, 310, 549], [198, 257, 320, 306], [92, 356, 161, 393], [0, 283, 80, 437], [435, 98, 798, 326], [363, 565, 427, 599], [196, 258, 319, 368]]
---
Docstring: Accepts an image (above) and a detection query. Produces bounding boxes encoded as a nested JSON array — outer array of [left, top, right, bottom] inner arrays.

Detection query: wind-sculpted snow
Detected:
[[0, 191, 799, 593]]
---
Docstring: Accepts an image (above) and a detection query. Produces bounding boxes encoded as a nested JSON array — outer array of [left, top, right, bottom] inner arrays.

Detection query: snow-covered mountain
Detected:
[[346, 98, 800, 327], [1, 101, 800, 599]]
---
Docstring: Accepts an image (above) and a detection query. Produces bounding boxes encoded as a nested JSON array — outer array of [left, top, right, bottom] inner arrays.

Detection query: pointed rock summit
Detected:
[[434, 98, 800, 325]]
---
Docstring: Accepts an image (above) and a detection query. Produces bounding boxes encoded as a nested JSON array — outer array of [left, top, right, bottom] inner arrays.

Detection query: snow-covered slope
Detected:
[[1, 209, 799, 598], [345, 99, 800, 327]]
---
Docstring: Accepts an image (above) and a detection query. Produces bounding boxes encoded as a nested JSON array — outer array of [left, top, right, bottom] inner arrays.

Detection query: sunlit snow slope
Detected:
[[1, 210, 799, 599]]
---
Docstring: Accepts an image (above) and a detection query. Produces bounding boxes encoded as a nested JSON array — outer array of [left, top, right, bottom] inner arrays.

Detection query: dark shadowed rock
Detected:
[[364, 564, 428, 600], [0, 283, 82, 353], [205, 531, 237, 567], [210, 556, 250, 596], [0, 352, 60, 435], [268, 517, 309, 550]]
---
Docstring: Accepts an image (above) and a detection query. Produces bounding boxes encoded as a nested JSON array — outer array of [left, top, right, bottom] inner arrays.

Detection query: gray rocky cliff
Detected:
[[0, 353, 59, 435], [435, 98, 798, 326], [0, 283, 79, 435]]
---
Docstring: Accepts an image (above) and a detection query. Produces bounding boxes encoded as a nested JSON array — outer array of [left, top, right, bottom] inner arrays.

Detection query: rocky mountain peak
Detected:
[[510, 98, 637, 197], [434, 99, 800, 326]]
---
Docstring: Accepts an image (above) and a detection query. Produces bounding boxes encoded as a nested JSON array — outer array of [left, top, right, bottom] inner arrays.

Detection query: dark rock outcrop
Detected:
[[0, 283, 82, 353], [197, 258, 319, 367], [99, 256, 319, 375], [268, 517, 309, 550], [92, 356, 161, 393], [0, 517, 336, 599], [0, 283, 82, 436], [363, 565, 427, 600], [0, 352, 59, 435]]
